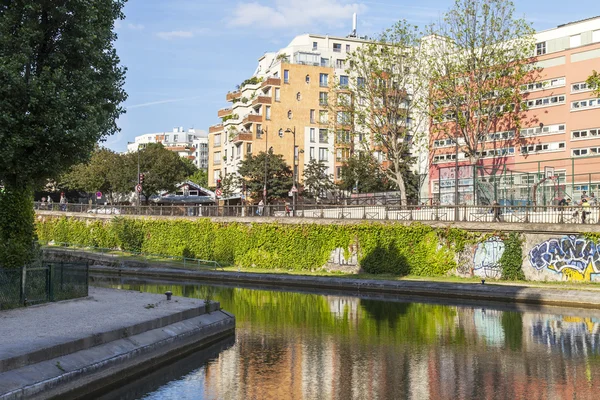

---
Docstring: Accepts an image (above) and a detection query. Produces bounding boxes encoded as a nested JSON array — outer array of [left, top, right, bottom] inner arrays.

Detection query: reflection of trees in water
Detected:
[[100, 280, 600, 399]]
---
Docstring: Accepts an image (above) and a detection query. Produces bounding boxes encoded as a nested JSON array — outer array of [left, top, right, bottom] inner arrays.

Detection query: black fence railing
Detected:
[[34, 202, 600, 225], [0, 262, 88, 310]]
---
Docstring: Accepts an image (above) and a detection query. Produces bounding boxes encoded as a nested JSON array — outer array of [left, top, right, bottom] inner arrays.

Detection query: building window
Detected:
[[333, 43, 341, 52], [287, 110, 293, 119], [214, 152, 221, 165], [336, 166, 341, 179], [336, 129, 351, 143], [319, 129, 328, 143], [310, 128, 315, 143], [339, 75, 349, 88], [164, 135, 169, 142], [357, 77, 365, 87], [336, 59, 345, 69], [278, 129, 283, 138], [320, 58, 329, 67], [310, 109, 315, 124], [265, 106, 271, 120], [346, 44, 350, 52], [310, 147, 315, 160], [520, 123, 565, 137], [522, 94, 565, 110], [571, 97, 600, 111], [274, 88, 280, 102], [319, 111, 328, 124], [520, 77, 565, 93], [296, 92, 301, 101], [520, 142, 565, 154], [284, 69, 289, 84], [594, 30, 600, 43], [337, 111, 350, 124], [306, 75, 310, 84], [572, 128, 600, 140], [536, 42, 546, 55], [312, 41, 318, 50], [319, 147, 328, 161], [214, 134, 221, 147], [319, 73, 328, 87], [319, 92, 328, 106], [572, 82, 590, 93], [246, 143, 252, 155], [570, 34, 581, 48], [174, 135, 178, 142], [256, 124, 263, 138], [336, 148, 350, 161]]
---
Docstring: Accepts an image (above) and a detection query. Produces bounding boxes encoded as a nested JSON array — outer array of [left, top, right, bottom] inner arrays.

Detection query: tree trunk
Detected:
[[395, 171, 407, 207], [0, 181, 36, 268]]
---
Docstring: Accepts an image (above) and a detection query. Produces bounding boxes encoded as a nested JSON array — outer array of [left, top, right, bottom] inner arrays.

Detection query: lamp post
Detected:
[[137, 144, 142, 206], [263, 127, 269, 209], [285, 127, 297, 216], [454, 137, 459, 221]]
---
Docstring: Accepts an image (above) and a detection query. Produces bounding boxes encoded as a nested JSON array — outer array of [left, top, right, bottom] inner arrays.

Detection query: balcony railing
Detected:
[[252, 96, 272, 106], [226, 91, 241, 102], [243, 114, 263, 124], [209, 124, 224, 133], [217, 107, 233, 118], [261, 77, 281, 88], [232, 133, 253, 143]]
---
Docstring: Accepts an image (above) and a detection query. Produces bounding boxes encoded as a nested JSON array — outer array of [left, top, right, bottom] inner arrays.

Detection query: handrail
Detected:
[[40, 241, 224, 271]]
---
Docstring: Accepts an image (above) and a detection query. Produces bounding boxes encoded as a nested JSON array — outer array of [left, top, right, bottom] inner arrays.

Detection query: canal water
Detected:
[[94, 276, 600, 400]]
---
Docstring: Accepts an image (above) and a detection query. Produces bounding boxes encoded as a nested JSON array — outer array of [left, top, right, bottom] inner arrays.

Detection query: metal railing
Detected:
[[42, 242, 223, 271], [34, 202, 600, 225], [0, 262, 89, 310]]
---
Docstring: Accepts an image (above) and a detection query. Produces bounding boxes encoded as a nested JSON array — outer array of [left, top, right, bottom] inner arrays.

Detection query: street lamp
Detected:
[[285, 127, 297, 216], [263, 127, 269, 208]]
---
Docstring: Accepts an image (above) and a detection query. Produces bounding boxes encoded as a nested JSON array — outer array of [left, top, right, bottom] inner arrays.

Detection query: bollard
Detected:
[[165, 291, 173, 301]]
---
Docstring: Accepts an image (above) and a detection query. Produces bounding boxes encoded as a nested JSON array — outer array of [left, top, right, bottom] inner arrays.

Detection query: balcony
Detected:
[[243, 114, 263, 124], [217, 107, 233, 118], [261, 77, 281, 88], [209, 124, 223, 133], [252, 95, 272, 106], [226, 91, 241, 102], [232, 133, 253, 144]]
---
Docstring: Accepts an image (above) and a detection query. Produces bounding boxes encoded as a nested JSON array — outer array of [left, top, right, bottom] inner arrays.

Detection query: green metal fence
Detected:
[[0, 262, 89, 310]]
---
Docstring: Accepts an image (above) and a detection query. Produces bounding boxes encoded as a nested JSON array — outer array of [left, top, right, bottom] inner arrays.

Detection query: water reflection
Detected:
[[94, 277, 600, 400]]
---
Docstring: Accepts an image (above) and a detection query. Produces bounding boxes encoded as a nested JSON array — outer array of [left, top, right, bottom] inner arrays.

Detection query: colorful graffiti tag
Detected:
[[473, 237, 505, 278], [529, 236, 600, 281]]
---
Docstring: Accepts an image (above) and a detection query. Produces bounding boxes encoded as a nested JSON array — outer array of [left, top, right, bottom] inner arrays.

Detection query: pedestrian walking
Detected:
[[582, 198, 591, 223], [257, 200, 264, 216], [491, 200, 502, 222], [59, 192, 67, 211]]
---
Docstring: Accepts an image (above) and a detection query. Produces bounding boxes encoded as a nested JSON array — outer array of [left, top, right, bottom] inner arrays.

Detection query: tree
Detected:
[[61, 148, 131, 203], [331, 20, 430, 206], [188, 169, 208, 188], [425, 0, 538, 171], [587, 70, 600, 97], [338, 154, 394, 194], [238, 150, 293, 203], [220, 173, 239, 204], [128, 143, 188, 204], [181, 158, 199, 178], [0, 1, 127, 267], [302, 159, 335, 200]]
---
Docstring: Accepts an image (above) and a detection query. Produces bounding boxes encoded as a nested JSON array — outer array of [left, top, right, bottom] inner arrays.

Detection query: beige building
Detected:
[[208, 33, 374, 193]]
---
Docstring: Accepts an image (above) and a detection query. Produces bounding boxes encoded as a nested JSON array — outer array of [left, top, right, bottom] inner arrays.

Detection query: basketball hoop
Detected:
[[544, 166, 555, 179]]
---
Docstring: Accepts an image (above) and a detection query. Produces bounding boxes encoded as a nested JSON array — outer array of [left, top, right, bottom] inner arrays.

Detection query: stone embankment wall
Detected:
[[35, 212, 600, 283]]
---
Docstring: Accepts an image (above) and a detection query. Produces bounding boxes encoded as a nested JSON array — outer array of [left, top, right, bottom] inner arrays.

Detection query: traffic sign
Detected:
[[135, 184, 143, 193], [96, 191, 102, 199], [215, 188, 223, 197]]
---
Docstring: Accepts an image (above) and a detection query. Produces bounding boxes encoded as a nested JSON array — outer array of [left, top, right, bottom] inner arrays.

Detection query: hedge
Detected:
[[36, 217, 483, 276]]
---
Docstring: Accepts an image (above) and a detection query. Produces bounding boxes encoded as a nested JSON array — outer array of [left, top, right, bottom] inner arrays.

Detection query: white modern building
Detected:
[[127, 127, 209, 169]]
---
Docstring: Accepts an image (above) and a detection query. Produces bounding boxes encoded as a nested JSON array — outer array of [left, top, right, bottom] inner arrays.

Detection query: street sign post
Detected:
[[96, 191, 102, 199], [135, 184, 142, 193], [215, 188, 222, 197]]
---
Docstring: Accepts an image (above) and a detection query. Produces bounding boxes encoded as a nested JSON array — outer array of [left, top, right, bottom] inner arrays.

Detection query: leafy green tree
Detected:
[[129, 143, 188, 204], [302, 159, 335, 200], [338, 154, 393, 193], [61, 148, 131, 203], [181, 158, 199, 178], [220, 173, 239, 204], [0, 1, 127, 267], [187, 169, 208, 188], [425, 0, 538, 167], [587, 70, 600, 97], [331, 20, 429, 205], [238, 150, 293, 203]]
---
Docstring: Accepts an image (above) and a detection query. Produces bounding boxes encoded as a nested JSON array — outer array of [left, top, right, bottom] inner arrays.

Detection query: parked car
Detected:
[[87, 207, 121, 215]]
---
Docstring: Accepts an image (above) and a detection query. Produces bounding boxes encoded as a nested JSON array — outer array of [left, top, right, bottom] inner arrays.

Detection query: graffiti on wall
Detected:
[[473, 237, 505, 278], [529, 236, 600, 281]]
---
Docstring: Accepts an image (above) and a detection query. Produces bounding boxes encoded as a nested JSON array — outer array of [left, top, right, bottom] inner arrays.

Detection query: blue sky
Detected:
[[107, 0, 598, 152]]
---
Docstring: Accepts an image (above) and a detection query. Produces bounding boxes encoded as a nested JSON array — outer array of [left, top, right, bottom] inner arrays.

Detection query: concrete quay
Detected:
[[0, 287, 235, 400]]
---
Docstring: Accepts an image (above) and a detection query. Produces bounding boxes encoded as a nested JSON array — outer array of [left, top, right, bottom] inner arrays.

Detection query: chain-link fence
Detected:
[[0, 262, 88, 310]]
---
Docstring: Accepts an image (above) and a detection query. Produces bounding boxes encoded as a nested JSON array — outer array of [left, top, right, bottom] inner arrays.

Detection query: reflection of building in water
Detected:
[[525, 313, 600, 358], [327, 296, 360, 320], [473, 309, 505, 346]]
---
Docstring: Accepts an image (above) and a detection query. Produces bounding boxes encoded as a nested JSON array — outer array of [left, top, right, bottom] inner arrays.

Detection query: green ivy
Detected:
[[35, 217, 529, 279], [499, 232, 525, 281]]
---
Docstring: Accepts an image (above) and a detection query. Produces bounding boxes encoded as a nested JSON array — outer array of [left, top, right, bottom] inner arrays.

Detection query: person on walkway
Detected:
[[582, 198, 591, 223], [257, 200, 264, 216], [491, 200, 502, 222], [285, 203, 291, 217], [47, 195, 53, 210], [59, 193, 67, 211]]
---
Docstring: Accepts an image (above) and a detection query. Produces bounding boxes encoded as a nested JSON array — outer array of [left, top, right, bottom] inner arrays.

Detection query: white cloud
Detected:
[[126, 97, 204, 110], [127, 23, 145, 31], [156, 30, 195, 40], [229, 0, 367, 30]]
